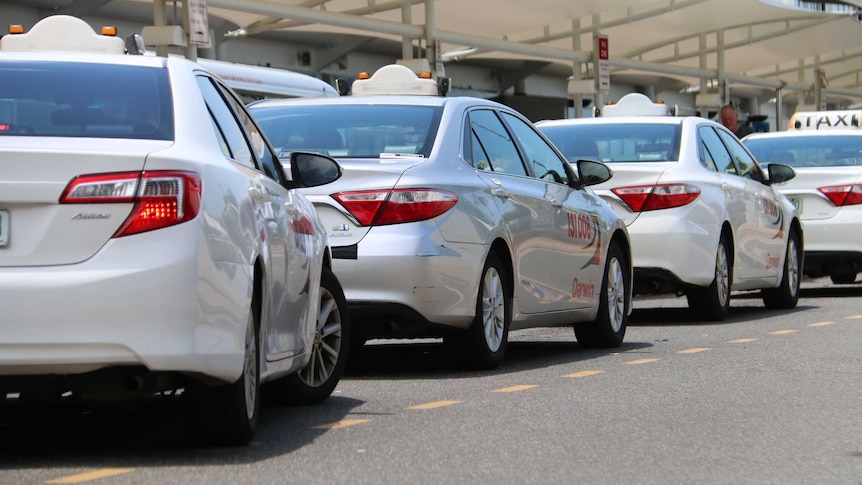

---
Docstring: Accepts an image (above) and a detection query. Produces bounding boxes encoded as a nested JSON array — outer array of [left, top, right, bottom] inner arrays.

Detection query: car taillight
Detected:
[[60, 171, 202, 237], [818, 184, 862, 207], [332, 188, 458, 226], [612, 183, 700, 212]]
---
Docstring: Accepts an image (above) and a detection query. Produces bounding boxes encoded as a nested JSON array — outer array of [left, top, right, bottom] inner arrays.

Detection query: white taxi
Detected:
[[0, 15, 348, 445], [538, 94, 803, 321], [743, 110, 862, 284], [249, 64, 632, 370]]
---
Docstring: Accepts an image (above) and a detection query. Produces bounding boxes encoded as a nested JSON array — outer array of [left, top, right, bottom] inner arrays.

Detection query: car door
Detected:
[[500, 110, 605, 310], [698, 125, 759, 280], [197, 74, 311, 361], [717, 129, 786, 278], [466, 108, 563, 314]]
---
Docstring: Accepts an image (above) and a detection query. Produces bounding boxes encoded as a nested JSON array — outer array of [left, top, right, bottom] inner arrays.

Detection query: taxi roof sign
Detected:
[[789, 110, 862, 130], [351, 64, 440, 96], [601, 92, 675, 117], [1, 15, 125, 54]]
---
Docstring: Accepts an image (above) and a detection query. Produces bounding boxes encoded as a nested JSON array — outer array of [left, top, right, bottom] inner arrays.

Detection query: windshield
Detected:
[[252, 104, 443, 159], [743, 135, 862, 167], [0, 61, 173, 140], [540, 123, 681, 163]]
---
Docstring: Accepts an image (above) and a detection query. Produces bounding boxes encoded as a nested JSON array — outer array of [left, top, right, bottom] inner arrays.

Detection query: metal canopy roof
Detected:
[[15, 0, 862, 102]]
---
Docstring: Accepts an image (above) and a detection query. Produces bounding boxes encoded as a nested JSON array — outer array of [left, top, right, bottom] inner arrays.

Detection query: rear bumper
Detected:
[[0, 230, 248, 383]]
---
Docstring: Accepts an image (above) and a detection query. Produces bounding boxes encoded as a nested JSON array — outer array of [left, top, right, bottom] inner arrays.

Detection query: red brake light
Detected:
[[818, 184, 862, 207], [60, 171, 201, 237], [612, 183, 700, 212], [332, 188, 458, 226]]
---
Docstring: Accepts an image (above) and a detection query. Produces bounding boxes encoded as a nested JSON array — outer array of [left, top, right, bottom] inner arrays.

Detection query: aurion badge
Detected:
[[0, 209, 8, 247]]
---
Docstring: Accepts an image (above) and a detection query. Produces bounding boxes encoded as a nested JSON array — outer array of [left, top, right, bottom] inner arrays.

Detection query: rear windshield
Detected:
[[0, 61, 173, 140], [251, 104, 443, 159], [743, 135, 862, 167], [540, 123, 681, 163]]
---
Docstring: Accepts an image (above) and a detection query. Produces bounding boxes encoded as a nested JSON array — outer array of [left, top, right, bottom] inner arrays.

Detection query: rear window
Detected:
[[743, 135, 862, 167], [0, 61, 173, 140], [540, 123, 681, 163], [251, 104, 443, 159]]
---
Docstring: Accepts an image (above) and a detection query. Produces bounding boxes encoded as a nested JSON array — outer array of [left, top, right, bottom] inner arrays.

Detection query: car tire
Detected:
[[830, 272, 857, 284], [187, 290, 261, 446], [762, 228, 802, 309], [574, 242, 628, 348], [266, 267, 350, 405], [687, 233, 732, 321], [445, 253, 510, 370]]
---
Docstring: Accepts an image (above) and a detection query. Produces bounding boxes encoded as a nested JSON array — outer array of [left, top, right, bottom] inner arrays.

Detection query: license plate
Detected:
[[789, 198, 802, 214], [0, 210, 7, 247]]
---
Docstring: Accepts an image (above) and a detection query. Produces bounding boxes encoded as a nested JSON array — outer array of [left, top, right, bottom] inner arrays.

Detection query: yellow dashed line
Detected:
[[770, 329, 798, 335], [623, 358, 660, 365], [563, 370, 604, 378], [46, 469, 134, 484], [808, 321, 834, 327], [845, 315, 862, 320], [408, 400, 462, 410], [491, 385, 537, 393], [677, 347, 711, 354], [729, 338, 758, 343], [311, 419, 371, 430]]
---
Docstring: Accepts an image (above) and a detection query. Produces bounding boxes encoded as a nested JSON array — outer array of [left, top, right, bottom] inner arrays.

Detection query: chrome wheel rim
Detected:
[[716, 242, 730, 306], [607, 256, 626, 333], [787, 237, 800, 296], [243, 314, 258, 420], [299, 285, 342, 387], [482, 267, 505, 353]]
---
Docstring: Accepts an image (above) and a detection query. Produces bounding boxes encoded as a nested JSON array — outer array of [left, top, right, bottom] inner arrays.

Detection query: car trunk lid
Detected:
[[0, 138, 170, 266], [774, 166, 862, 220], [588, 162, 674, 226], [299, 156, 425, 247]]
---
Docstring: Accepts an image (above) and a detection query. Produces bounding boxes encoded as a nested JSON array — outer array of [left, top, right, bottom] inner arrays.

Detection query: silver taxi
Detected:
[[249, 64, 632, 370]]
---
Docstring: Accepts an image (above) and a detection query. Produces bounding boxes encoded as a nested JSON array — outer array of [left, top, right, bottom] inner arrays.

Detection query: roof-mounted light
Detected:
[[0, 15, 126, 54], [8, 24, 24, 34], [350, 64, 448, 96], [101, 26, 118, 36]]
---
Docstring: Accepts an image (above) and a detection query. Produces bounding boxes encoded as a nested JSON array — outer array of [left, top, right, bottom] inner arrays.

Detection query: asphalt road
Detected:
[[2, 277, 861, 484]]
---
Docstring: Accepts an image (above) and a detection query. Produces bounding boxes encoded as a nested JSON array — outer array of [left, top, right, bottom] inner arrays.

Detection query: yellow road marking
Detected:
[[311, 419, 371, 430], [677, 347, 711, 354], [845, 315, 862, 319], [491, 385, 537, 393], [770, 329, 798, 335], [46, 469, 134, 484], [808, 321, 834, 327], [623, 358, 660, 365], [563, 370, 604, 378], [728, 338, 758, 343], [408, 400, 462, 410]]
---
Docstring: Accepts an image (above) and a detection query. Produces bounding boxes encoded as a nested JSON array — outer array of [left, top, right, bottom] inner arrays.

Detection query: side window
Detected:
[[468, 109, 528, 176], [717, 128, 765, 183], [500, 111, 570, 185], [213, 80, 283, 184], [196, 75, 255, 169], [699, 125, 736, 175], [698, 137, 718, 172]]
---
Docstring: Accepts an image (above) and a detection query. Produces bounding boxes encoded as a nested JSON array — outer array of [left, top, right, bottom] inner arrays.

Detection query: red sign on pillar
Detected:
[[596, 34, 609, 93]]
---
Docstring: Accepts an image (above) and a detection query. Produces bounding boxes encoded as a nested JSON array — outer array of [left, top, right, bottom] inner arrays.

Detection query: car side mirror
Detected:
[[767, 163, 796, 185], [282, 151, 342, 189], [577, 159, 613, 186]]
